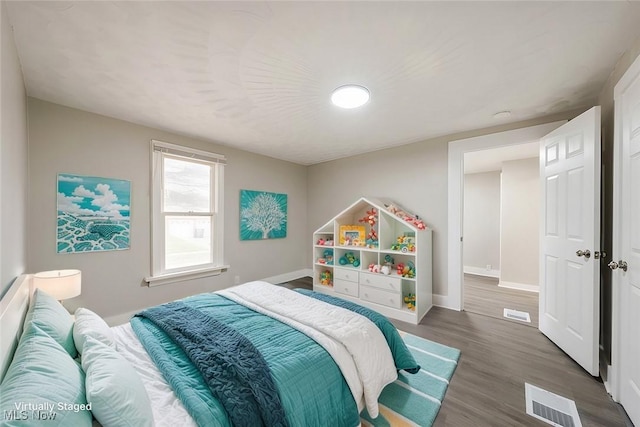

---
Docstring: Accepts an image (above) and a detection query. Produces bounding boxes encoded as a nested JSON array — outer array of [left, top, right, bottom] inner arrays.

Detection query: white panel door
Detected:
[[613, 54, 640, 426], [539, 107, 600, 376]]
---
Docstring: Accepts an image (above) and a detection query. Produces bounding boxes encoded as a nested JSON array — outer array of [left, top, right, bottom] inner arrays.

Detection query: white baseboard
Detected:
[[464, 266, 500, 278], [602, 363, 612, 396], [432, 293, 460, 311], [498, 280, 539, 293], [105, 269, 460, 324], [261, 268, 313, 285]]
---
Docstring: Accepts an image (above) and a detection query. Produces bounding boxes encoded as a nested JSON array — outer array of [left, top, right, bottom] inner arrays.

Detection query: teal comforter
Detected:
[[135, 301, 287, 427], [131, 293, 360, 427]]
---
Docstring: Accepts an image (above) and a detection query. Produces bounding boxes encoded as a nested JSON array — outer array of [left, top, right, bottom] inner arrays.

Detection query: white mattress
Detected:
[[111, 323, 197, 427]]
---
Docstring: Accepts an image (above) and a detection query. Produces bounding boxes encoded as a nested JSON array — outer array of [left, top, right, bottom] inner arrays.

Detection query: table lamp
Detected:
[[32, 269, 81, 305]]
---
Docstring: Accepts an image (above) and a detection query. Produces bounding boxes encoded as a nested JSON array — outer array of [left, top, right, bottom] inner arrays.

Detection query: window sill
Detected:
[[145, 265, 229, 287]]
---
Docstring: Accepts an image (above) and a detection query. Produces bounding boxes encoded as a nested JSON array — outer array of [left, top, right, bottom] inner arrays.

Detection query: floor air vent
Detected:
[[503, 308, 531, 323], [525, 383, 582, 427]]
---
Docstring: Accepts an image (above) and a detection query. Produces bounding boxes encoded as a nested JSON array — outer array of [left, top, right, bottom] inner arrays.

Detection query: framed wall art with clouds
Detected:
[[240, 190, 287, 240], [57, 173, 131, 253]]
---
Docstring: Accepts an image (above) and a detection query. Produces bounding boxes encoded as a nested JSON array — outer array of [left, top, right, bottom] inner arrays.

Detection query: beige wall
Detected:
[[27, 99, 308, 320], [463, 171, 501, 274], [308, 111, 579, 298], [1, 3, 28, 296], [499, 158, 539, 288], [309, 139, 448, 294], [17, 34, 640, 315]]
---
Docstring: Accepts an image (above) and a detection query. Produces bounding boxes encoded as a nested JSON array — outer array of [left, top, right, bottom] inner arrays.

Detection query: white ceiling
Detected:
[[464, 142, 539, 174], [6, 1, 640, 165]]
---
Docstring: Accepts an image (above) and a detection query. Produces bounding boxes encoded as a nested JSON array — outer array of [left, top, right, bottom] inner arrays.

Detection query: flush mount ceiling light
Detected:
[[331, 85, 370, 109]]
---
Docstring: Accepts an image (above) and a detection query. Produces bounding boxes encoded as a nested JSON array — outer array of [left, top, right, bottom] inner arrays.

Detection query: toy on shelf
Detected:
[[317, 238, 334, 246], [384, 202, 427, 230], [403, 293, 416, 311], [358, 208, 377, 227], [358, 208, 378, 227], [368, 262, 391, 275], [339, 252, 360, 268], [384, 254, 395, 265], [359, 208, 379, 248], [390, 232, 416, 253], [365, 229, 379, 248], [396, 261, 416, 278], [320, 270, 333, 286], [317, 249, 334, 265], [323, 249, 333, 265]]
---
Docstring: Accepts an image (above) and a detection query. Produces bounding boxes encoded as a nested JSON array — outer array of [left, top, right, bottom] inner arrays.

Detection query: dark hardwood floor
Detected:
[[279, 277, 627, 427], [463, 273, 539, 328]]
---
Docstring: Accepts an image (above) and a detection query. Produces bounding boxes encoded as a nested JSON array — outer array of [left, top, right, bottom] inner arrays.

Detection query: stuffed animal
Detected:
[[403, 261, 416, 278], [383, 203, 427, 230], [358, 208, 377, 227], [323, 249, 334, 265], [366, 229, 378, 248], [404, 293, 416, 310], [359, 208, 379, 248], [320, 270, 332, 286], [340, 252, 360, 267], [396, 262, 416, 278]]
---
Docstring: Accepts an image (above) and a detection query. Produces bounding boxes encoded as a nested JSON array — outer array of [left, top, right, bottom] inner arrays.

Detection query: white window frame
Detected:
[[145, 140, 228, 286]]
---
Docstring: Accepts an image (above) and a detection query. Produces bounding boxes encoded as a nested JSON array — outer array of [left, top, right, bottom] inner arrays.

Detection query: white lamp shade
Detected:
[[33, 269, 81, 300]]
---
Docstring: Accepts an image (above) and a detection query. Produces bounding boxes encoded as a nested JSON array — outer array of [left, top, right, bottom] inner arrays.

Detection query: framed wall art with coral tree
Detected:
[[240, 190, 287, 240]]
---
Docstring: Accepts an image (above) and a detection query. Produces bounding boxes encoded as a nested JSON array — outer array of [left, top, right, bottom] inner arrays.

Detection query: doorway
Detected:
[[462, 144, 540, 327], [447, 121, 565, 313]]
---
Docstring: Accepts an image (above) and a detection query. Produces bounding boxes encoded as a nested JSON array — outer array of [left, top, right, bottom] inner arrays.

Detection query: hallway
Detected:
[[463, 273, 539, 328]]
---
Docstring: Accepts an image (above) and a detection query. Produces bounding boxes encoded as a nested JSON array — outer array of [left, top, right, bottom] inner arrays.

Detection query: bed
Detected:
[[0, 275, 421, 426]]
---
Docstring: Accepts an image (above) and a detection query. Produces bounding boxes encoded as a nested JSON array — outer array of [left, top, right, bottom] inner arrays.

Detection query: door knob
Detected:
[[594, 251, 606, 260], [576, 249, 591, 259], [608, 260, 628, 272]]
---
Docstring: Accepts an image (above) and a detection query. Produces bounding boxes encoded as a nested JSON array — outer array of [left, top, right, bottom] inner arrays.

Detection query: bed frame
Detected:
[[0, 274, 33, 382]]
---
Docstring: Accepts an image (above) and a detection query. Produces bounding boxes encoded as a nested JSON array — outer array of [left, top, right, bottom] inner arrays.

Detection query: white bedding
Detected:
[[111, 281, 397, 424], [220, 281, 397, 418], [111, 323, 196, 427]]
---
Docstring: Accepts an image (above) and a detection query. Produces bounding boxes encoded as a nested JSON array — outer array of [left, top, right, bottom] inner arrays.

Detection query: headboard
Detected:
[[0, 274, 33, 382]]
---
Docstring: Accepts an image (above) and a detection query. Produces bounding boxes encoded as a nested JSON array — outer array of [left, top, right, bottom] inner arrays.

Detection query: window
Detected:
[[146, 140, 227, 285]]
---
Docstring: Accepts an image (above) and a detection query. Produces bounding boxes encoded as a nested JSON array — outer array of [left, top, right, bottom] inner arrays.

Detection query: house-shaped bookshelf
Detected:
[[312, 197, 432, 324]]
